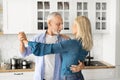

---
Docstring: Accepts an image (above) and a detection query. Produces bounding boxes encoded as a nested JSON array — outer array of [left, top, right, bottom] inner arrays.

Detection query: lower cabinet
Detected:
[[82, 68, 115, 80], [0, 72, 34, 80], [0, 68, 117, 80]]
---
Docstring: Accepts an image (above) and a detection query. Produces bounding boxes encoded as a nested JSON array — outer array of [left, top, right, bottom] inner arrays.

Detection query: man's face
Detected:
[[48, 15, 63, 35]]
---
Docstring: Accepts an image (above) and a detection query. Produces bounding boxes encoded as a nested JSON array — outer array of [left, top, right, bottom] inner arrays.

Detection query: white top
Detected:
[[44, 34, 58, 80]]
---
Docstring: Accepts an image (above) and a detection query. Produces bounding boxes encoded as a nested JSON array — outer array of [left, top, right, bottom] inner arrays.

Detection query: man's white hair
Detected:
[[47, 12, 62, 23]]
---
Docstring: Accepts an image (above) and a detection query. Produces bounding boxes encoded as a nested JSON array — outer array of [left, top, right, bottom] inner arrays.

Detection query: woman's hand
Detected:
[[18, 32, 28, 53], [70, 60, 85, 73]]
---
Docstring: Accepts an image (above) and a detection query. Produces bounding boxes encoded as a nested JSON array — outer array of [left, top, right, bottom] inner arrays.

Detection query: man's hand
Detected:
[[18, 32, 27, 41], [70, 60, 85, 73]]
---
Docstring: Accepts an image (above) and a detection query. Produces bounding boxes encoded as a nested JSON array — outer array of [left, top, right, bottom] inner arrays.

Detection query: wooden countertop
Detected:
[[0, 61, 115, 73], [84, 61, 115, 69], [0, 68, 34, 73], [0, 32, 3, 35], [85, 65, 115, 69], [0, 63, 35, 73]]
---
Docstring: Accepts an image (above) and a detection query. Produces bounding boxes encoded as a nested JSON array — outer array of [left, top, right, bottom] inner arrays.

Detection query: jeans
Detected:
[[61, 73, 84, 80]]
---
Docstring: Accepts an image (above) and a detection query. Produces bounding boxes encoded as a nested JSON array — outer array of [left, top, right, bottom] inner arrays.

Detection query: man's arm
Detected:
[[70, 60, 85, 72]]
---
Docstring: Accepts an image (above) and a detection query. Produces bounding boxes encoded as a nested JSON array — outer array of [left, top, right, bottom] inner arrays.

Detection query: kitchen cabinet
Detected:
[[0, 1, 3, 34], [82, 68, 115, 80], [0, 72, 34, 80], [3, 0, 35, 34], [35, 0, 90, 33], [35, 0, 109, 33], [35, 0, 72, 33], [94, 0, 108, 33], [3, 0, 109, 34]]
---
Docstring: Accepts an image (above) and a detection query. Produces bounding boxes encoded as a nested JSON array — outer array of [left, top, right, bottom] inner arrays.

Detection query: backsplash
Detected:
[[0, 34, 35, 63], [0, 34, 103, 63]]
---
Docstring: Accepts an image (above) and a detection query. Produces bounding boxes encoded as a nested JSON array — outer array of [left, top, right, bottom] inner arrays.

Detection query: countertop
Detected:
[[0, 68, 34, 73], [0, 61, 115, 73], [84, 61, 115, 69]]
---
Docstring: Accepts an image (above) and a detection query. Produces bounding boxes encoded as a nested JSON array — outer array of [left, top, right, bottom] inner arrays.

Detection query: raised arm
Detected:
[[28, 39, 81, 56]]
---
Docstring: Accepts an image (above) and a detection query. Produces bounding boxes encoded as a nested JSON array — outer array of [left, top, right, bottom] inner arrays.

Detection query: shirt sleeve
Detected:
[[20, 46, 32, 57], [28, 40, 81, 56]]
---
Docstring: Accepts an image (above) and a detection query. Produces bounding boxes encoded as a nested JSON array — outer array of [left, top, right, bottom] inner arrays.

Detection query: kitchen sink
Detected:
[[84, 61, 107, 66]]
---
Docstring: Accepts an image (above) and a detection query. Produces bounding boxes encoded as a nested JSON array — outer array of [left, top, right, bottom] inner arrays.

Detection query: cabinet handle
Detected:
[[14, 73, 23, 75]]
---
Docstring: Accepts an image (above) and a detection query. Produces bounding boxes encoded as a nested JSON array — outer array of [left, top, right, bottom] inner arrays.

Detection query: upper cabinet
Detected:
[[3, 0, 109, 34], [95, 0, 107, 33], [35, 0, 90, 33], [35, 0, 72, 33], [3, 0, 35, 34], [0, 0, 3, 34], [36, 1, 50, 31]]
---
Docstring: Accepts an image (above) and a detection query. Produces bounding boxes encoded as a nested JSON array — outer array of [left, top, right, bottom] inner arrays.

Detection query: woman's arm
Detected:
[[28, 40, 81, 56], [18, 32, 27, 54]]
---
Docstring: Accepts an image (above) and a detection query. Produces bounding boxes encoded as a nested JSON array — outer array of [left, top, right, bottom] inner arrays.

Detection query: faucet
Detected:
[[85, 51, 94, 66]]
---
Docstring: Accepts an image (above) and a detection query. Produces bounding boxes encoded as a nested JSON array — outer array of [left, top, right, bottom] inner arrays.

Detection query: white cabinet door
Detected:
[[0, 1, 3, 33], [35, 0, 74, 34], [0, 72, 34, 80], [82, 68, 115, 80], [3, 0, 34, 34], [13, 72, 34, 80], [94, 0, 108, 33], [35, 0, 91, 34], [0, 72, 15, 80]]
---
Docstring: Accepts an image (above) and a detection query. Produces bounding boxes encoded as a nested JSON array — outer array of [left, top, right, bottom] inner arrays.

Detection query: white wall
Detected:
[[115, 0, 120, 66], [0, 34, 35, 63], [102, 0, 116, 65]]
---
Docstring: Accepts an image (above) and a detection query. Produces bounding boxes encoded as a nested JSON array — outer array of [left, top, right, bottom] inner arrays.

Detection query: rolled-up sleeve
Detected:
[[20, 46, 32, 57]]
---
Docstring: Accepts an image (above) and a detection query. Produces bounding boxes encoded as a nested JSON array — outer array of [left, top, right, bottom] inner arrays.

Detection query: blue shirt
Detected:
[[28, 39, 88, 76], [21, 32, 66, 80]]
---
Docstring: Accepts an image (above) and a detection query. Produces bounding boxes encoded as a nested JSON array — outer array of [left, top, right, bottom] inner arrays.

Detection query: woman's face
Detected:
[[72, 22, 77, 35]]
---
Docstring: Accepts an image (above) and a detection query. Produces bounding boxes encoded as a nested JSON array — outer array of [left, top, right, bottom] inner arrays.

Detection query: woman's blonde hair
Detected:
[[75, 16, 93, 51]]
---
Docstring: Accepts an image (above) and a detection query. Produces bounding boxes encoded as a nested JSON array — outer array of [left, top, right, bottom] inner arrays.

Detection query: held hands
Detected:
[[70, 60, 85, 73], [18, 32, 28, 45]]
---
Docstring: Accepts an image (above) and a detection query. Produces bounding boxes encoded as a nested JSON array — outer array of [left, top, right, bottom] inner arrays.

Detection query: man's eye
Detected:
[[56, 23, 63, 26], [56, 24, 60, 26]]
